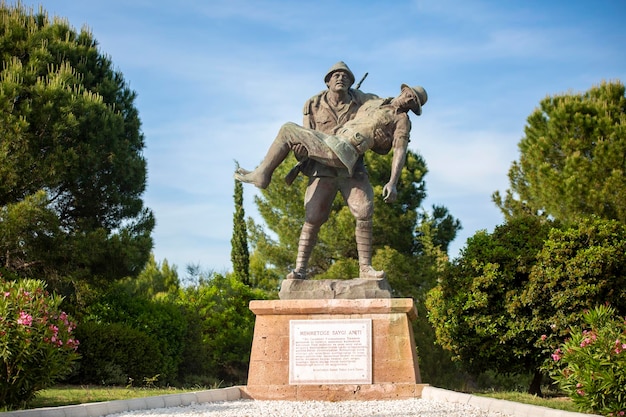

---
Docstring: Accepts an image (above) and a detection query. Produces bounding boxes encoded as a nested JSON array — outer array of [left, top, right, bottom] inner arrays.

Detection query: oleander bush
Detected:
[[0, 278, 80, 408], [546, 305, 626, 416]]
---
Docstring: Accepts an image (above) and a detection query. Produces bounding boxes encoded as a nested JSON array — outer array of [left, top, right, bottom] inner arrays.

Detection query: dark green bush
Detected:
[[82, 287, 187, 385], [177, 274, 267, 385], [71, 321, 163, 385]]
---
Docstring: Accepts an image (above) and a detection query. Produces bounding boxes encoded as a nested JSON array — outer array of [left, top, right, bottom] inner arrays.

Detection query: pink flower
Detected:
[[551, 349, 562, 361], [3, 292, 9, 298], [576, 389, 585, 396], [66, 338, 80, 349], [17, 311, 33, 326], [541, 334, 547, 341]]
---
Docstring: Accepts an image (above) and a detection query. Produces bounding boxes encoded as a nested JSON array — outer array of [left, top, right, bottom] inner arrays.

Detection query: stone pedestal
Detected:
[[242, 298, 425, 401], [279, 278, 393, 300]]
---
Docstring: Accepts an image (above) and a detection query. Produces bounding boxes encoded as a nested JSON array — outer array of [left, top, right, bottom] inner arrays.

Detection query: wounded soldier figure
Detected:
[[236, 84, 426, 199]]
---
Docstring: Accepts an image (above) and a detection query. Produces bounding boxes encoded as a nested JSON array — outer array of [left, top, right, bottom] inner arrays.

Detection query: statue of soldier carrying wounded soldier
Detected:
[[235, 63, 427, 280]]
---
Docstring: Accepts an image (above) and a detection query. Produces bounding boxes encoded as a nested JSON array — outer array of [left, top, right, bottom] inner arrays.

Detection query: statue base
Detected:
[[243, 298, 425, 401], [279, 278, 392, 300]]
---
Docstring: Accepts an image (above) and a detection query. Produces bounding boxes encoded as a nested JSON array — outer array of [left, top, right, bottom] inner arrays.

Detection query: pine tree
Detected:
[[494, 80, 626, 224], [0, 3, 153, 303]]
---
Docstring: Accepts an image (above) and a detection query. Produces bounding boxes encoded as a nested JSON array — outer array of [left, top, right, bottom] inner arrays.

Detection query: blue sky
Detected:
[[18, 0, 626, 274]]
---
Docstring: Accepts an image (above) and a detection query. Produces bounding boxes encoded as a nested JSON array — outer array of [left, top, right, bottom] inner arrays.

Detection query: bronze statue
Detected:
[[235, 71, 427, 280], [285, 62, 380, 280]]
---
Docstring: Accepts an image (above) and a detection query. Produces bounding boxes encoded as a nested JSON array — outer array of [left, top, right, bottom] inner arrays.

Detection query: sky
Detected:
[[16, 0, 626, 275]]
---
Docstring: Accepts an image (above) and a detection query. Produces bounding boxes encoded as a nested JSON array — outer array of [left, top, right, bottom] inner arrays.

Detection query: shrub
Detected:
[[0, 279, 79, 408], [71, 321, 163, 386], [82, 286, 186, 385], [178, 274, 267, 384], [546, 305, 626, 416]]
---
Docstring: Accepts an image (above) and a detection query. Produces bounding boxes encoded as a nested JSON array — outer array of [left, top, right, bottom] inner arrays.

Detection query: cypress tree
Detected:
[[231, 162, 250, 285]]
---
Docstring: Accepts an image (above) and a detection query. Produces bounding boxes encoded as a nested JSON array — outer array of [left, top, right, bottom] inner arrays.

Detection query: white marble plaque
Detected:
[[289, 319, 372, 384]]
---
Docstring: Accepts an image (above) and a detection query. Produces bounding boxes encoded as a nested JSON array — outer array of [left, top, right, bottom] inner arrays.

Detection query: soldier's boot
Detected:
[[286, 222, 319, 280], [234, 137, 291, 189], [356, 219, 386, 279]]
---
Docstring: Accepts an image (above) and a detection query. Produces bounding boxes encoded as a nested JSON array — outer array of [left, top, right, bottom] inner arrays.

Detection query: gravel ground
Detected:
[[104, 398, 512, 417]]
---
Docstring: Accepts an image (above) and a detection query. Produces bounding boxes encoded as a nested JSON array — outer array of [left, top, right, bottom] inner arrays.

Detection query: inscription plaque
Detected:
[[289, 319, 372, 385]]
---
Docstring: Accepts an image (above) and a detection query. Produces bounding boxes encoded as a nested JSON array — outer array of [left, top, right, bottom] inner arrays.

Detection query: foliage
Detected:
[[522, 217, 626, 344], [0, 2, 154, 303], [426, 215, 554, 393], [0, 278, 79, 408], [363, 149, 427, 255], [383, 222, 464, 388], [546, 305, 626, 416], [0, 191, 59, 276], [70, 321, 163, 386], [231, 170, 250, 285], [79, 286, 187, 385], [494, 81, 626, 224], [114, 254, 179, 299], [177, 273, 268, 384]]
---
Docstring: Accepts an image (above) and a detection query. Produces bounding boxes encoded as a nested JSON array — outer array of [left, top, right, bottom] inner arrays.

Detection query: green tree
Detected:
[[426, 215, 555, 394], [522, 217, 626, 348], [0, 3, 153, 301], [115, 254, 180, 299], [231, 164, 250, 285], [494, 81, 626, 223], [177, 273, 268, 384]]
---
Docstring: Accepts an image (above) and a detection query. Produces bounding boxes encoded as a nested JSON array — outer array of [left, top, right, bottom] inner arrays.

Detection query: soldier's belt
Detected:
[[348, 132, 372, 154]]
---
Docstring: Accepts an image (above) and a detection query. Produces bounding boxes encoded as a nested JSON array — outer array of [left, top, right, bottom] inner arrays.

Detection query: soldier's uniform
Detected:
[[281, 98, 412, 175]]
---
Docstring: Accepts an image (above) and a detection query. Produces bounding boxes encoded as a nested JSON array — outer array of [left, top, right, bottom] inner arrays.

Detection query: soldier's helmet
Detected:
[[324, 61, 355, 86], [400, 84, 428, 115]]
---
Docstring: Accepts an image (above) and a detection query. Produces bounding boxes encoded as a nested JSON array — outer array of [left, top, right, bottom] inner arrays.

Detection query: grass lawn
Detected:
[[478, 391, 581, 413], [23, 385, 204, 410]]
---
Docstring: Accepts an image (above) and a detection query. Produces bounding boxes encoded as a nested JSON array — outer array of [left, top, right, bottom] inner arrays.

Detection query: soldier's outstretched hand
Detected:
[[382, 182, 397, 203]]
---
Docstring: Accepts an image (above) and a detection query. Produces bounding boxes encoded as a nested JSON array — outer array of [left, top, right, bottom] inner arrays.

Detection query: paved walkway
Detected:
[[0, 386, 600, 417]]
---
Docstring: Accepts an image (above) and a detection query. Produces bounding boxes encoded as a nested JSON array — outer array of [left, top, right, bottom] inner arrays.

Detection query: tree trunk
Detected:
[[528, 370, 543, 396]]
